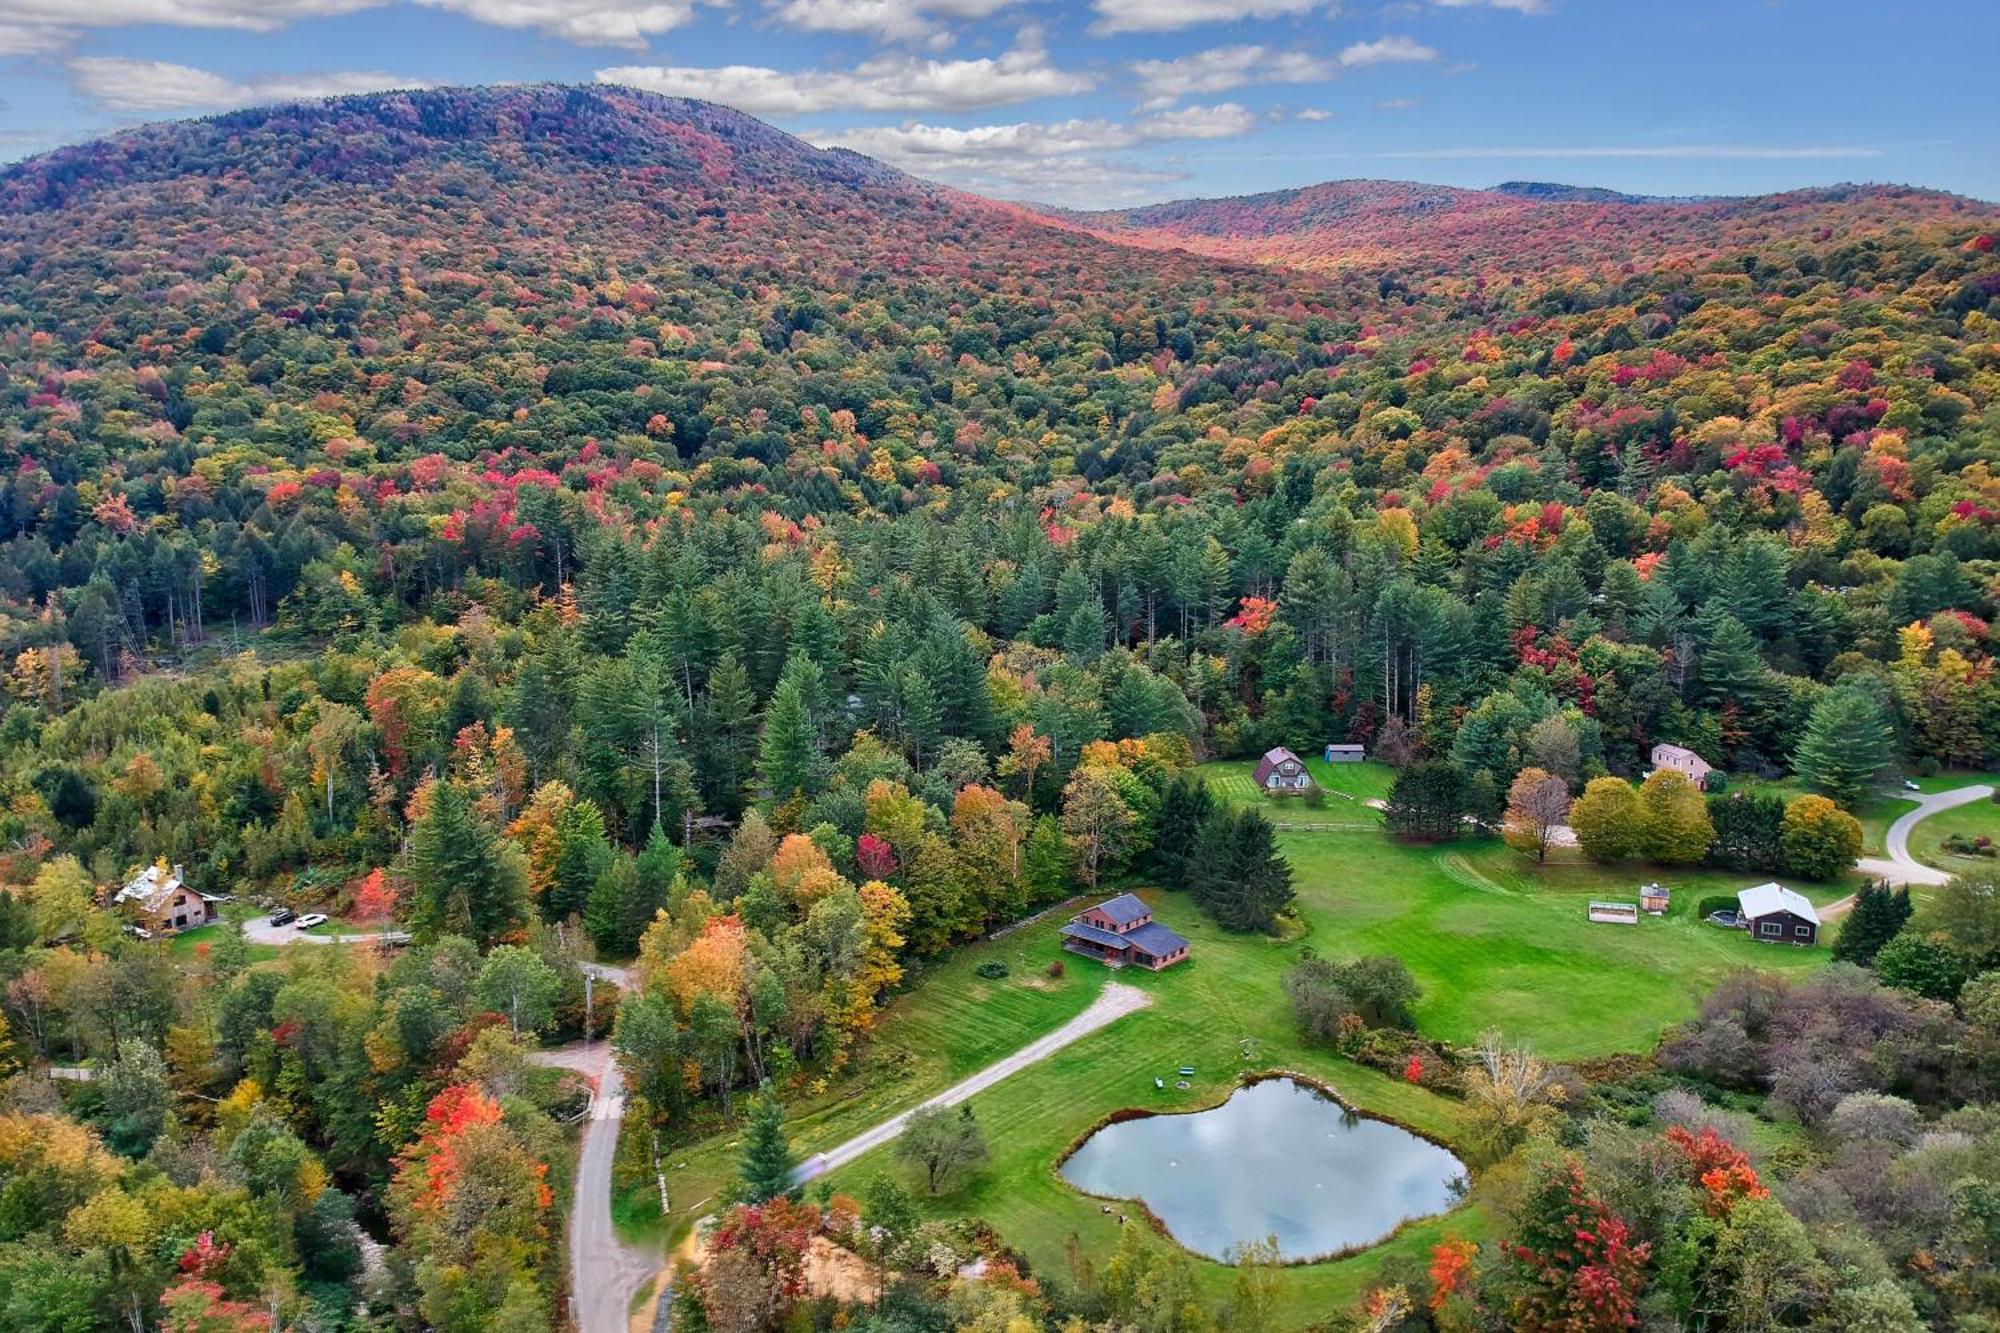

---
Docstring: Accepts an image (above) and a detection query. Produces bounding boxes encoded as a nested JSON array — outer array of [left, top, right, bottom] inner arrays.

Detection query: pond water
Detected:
[[1058, 1077, 1466, 1262]]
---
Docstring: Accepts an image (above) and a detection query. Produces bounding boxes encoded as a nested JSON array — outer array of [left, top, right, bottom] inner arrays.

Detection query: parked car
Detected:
[[1903, 779, 1922, 791], [268, 908, 296, 927], [295, 913, 329, 930], [123, 923, 153, 940]]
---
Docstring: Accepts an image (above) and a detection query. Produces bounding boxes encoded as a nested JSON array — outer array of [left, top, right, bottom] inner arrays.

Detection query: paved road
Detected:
[[1856, 783, 1995, 888], [791, 980, 1152, 1187], [532, 1041, 660, 1333]]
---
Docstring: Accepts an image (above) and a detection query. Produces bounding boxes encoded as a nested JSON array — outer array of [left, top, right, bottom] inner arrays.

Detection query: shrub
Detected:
[[1045, 960, 1065, 979], [974, 961, 1009, 980]]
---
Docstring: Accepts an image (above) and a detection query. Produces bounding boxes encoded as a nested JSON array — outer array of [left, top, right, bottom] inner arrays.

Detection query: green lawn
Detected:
[[1908, 789, 2000, 873], [164, 907, 281, 963], [634, 776, 1839, 1325]]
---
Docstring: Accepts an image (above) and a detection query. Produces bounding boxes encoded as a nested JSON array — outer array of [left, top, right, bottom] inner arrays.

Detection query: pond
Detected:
[[1058, 1077, 1466, 1262]]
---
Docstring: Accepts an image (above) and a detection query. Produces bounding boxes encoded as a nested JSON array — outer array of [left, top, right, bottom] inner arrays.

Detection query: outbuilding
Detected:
[[1323, 743, 1365, 764], [1738, 882, 1820, 947]]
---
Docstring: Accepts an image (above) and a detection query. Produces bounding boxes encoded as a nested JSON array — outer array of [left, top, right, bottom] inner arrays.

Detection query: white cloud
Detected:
[[1374, 144, 1883, 160], [0, 0, 718, 53], [1434, 0, 1546, 12], [769, 0, 1017, 44], [1295, 107, 1334, 121], [599, 37, 1091, 114], [415, 0, 714, 48], [813, 102, 1255, 204], [1339, 36, 1438, 67], [68, 56, 426, 113], [1129, 44, 1334, 109], [1091, 0, 1328, 36]]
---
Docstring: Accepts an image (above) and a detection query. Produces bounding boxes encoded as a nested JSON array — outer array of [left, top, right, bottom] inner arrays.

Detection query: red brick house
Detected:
[[1060, 893, 1190, 970]]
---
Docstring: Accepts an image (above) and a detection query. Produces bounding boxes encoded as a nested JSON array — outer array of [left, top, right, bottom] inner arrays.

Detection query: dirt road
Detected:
[[791, 980, 1152, 1186]]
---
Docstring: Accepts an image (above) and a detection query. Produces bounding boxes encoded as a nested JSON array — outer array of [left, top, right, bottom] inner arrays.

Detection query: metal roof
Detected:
[[1738, 882, 1819, 925], [1060, 921, 1130, 949], [1092, 893, 1152, 926], [1125, 921, 1189, 957]]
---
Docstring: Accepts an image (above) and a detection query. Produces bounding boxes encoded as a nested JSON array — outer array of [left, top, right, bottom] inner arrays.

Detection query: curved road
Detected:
[[791, 980, 1152, 1186], [1856, 783, 1995, 888]]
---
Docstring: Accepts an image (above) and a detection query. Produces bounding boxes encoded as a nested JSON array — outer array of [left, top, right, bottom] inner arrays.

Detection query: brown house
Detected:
[[1738, 882, 1819, 947], [1060, 893, 1190, 971], [113, 861, 222, 934]]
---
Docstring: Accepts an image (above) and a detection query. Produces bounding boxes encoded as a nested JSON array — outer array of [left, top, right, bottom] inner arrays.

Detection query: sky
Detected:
[[0, 1, 1993, 209]]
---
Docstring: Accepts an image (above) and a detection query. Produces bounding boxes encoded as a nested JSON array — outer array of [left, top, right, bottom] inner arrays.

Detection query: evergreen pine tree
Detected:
[[758, 659, 823, 801], [1793, 681, 1897, 808], [409, 780, 529, 946], [1149, 772, 1215, 890], [1831, 883, 1913, 966], [736, 1087, 798, 1204], [1217, 810, 1294, 933], [1383, 761, 1470, 842]]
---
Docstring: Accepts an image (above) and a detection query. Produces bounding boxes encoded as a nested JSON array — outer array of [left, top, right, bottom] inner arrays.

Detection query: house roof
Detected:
[[114, 863, 224, 914], [1061, 921, 1131, 950], [1652, 743, 1711, 768], [1738, 882, 1819, 925], [1091, 892, 1152, 926], [1124, 921, 1189, 957]]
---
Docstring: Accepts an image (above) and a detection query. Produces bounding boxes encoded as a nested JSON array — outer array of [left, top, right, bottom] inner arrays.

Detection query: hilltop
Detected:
[[1063, 177, 1998, 285]]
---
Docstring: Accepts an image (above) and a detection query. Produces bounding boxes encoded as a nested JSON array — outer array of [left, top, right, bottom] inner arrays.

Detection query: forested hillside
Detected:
[[0, 83, 1997, 1332]]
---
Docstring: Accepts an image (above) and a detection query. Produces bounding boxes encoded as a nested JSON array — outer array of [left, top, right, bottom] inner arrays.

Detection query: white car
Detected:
[[294, 913, 329, 930]]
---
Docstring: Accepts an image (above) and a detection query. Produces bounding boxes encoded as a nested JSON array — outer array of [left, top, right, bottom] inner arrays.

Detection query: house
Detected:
[[1323, 743, 1365, 764], [1253, 746, 1316, 793], [113, 861, 222, 934], [1738, 882, 1820, 947], [1649, 743, 1714, 787], [1060, 893, 1190, 971], [1640, 883, 1671, 915]]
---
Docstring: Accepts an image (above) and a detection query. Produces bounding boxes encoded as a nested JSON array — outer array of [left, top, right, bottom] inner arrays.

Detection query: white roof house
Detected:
[[113, 862, 223, 914], [1737, 882, 1819, 925]]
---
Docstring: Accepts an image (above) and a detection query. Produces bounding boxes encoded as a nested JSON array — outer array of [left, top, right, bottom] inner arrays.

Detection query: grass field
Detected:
[[632, 756, 1844, 1325], [164, 908, 281, 963], [1909, 787, 2000, 873]]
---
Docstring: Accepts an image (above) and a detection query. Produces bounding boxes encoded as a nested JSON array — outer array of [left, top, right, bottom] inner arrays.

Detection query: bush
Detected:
[[974, 961, 1009, 980], [1703, 772, 1728, 794], [1045, 959, 1065, 979]]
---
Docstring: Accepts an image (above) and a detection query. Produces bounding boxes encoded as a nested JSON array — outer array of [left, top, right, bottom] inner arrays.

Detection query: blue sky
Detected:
[[1, 1, 1992, 208]]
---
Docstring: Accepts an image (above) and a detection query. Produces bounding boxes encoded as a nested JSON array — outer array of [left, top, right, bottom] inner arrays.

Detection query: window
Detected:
[[1795, 925, 1812, 938], [1759, 922, 1782, 937]]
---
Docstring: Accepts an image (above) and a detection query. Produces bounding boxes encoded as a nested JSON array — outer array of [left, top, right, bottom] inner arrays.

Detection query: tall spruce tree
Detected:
[[1149, 772, 1215, 890], [1384, 761, 1471, 842], [1191, 808, 1294, 933], [1831, 883, 1914, 966], [408, 780, 529, 947], [1793, 681, 1897, 808], [736, 1087, 798, 1204]]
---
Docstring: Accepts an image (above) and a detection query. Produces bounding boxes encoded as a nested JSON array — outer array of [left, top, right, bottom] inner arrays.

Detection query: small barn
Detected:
[[1640, 883, 1671, 915], [1253, 746, 1316, 793], [1738, 882, 1820, 947], [1323, 743, 1365, 764], [1649, 743, 1714, 787], [113, 862, 222, 934], [1060, 893, 1190, 971]]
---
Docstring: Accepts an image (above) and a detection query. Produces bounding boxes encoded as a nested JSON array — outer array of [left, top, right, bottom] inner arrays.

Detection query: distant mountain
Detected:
[[1059, 178, 1997, 285]]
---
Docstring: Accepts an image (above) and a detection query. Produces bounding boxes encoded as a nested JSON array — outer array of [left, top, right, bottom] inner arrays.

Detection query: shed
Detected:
[[1640, 883, 1671, 915], [1323, 743, 1365, 764], [1738, 882, 1820, 947]]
